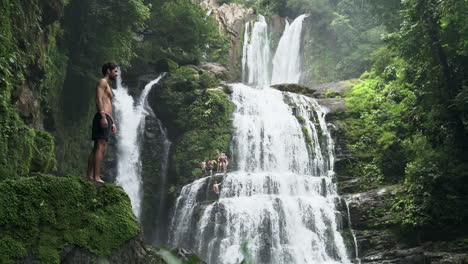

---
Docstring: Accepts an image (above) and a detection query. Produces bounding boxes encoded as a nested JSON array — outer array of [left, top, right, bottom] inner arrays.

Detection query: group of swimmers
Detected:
[[200, 153, 229, 176], [199, 153, 229, 200]]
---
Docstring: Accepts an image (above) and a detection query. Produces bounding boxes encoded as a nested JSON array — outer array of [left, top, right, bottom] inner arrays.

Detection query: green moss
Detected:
[[31, 130, 57, 173], [166, 58, 180, 73], [301, 125, 313, 147], [325, 88, 340, 98], [199, 71, 220, 89], [0, 176, 140, 263], [296, 116, 306, 124], [0, 104, 56, 180]]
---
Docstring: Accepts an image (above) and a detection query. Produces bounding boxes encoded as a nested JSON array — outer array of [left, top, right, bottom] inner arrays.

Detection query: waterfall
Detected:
[[242, 15, 272, 86], [113, 74, 165, 219], [168, 14, 351, 264], [271, 14, 308, 85]]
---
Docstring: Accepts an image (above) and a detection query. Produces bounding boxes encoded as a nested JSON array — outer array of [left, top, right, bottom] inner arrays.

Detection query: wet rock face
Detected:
[[60, 234, 148, 264], [359, 241, 468, 264], [270, 14, 286, 34], [345, 185, 403, 230], [271, 83, 318, 97], [139, 113, 172, 245], [337, 183, 468, 264]]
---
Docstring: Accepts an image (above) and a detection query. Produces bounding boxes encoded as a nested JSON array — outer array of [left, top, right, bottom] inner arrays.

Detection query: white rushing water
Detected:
[[242, 15, 272, 86], [169, 14, 352, 264], [271, 14, 308, 85], [113, 74, 164, 219]]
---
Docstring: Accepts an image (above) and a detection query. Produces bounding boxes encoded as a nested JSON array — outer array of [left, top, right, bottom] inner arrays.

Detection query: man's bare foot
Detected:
[[95, 178, 105, 183]]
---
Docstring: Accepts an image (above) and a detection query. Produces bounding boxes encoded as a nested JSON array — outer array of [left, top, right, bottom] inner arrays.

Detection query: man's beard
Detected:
[[109, 75, 116, 81]]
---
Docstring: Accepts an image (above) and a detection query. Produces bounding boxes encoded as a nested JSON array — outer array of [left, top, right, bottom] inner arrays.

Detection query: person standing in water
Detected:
[[87, 62, 118, 183], [219, 153, 229, 175], [213, 180, 223, 200], [216, 153, 222, 173], [207, 159, 215, 176]]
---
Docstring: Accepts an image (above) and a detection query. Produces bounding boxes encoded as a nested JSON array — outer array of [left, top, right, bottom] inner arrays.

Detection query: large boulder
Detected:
[[199, 62, 229, 80]]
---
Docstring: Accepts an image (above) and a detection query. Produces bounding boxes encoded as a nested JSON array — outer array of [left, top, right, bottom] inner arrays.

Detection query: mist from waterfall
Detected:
[[168, 14, 352, 264], [113, 74, 164, 219]]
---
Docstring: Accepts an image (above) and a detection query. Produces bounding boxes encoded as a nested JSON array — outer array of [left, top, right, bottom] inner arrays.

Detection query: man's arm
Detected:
[[96, 79, 108, 128]]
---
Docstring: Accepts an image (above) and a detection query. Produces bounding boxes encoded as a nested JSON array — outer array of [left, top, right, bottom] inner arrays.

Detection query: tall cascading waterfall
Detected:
[[168, 14, 351, 264], [271, 14, 308, 85], [242, 15, 272, 86], [113, 74, 165, 219]]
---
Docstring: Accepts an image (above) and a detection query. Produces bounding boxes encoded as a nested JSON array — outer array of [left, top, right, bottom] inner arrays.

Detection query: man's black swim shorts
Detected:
[[91, 113, 113, 141]]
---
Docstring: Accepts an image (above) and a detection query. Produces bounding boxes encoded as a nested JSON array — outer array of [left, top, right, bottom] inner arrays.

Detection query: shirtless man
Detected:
[[201, 160, 207, 176], [87, 62, 118, 182], [207, 159, 215, 176]]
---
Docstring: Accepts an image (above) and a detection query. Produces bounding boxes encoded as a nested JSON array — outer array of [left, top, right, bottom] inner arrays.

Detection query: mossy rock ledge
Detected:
[[0, 175, 150, 264], [271, 83, 318, 97]]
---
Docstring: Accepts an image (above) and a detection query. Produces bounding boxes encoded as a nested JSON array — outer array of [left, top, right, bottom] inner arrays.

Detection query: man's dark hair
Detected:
[[102, 62, 118, 76]]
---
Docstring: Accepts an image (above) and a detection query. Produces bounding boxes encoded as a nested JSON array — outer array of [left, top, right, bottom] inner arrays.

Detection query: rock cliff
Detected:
[[199, 0, 254, 80]]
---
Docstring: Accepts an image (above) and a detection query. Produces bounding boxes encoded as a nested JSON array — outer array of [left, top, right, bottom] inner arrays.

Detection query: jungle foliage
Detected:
[[136, 0, 230, 67], [342, 0, 468, 231]]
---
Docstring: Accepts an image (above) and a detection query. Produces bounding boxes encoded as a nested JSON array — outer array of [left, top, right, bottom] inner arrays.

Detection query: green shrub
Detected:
[[152, 69, 233, 184]]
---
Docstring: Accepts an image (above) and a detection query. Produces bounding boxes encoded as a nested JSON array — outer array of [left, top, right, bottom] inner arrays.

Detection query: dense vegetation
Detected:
[[138, 0, 229, 66], [340, 0, 468, 233], [0, 0, 60, 179], [151, 66, 234, 185]]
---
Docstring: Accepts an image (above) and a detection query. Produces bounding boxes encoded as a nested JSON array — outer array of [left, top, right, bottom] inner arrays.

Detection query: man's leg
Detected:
[[86, 142, 97, 180], [86, 149, 94, 180], [93, 139, 107, 182]]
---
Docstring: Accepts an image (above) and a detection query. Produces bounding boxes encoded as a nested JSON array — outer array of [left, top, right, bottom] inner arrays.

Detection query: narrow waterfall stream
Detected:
[[168, 14, 353, 264], [113, 74, 165, 219]]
